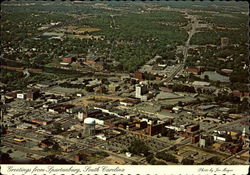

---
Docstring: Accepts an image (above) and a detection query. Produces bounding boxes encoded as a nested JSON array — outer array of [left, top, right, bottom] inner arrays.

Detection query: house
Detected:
[[39, 139, 54, 148], [108, 83, 120, 92], [155, 76, 162, 81], [62, 56, 76, 63], [159, 87, 173, 93], [221, 69, 233, 75], [31, 119, 51, 126], [85, 55, 99, 64], [172, 106, 182, 113], [197, 105, 217, 111], [134, 72, 144, 80], [232, 91, 249, 97], [185, 68, 202, 74]]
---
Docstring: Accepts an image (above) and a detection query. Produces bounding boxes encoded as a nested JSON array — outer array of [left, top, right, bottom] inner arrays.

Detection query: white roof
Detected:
[[84, 117, 96, 124], [192, 81, 210, 86]]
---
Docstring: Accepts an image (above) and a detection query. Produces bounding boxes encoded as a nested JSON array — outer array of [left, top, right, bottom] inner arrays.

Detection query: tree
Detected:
[[130, 161, 138, 165], [162, 128, 175, 140], [215, 81, 220, 87], [182, 158, 194, 165], [238, 98, 249, 112], [7, 149, 13, 154], [150, 158, 167, 165], [0, 151, 12, 163], [78, 132, 82, 138], [53, 123, 62, 133], [202, 156, 221, 165], [146, 154, 154, 163], [178, 101, 183, 107], [155, 151, 178, 163], [128, 140, 150, 156], [204, 75, 209, 81], [52, 142, 60, 151]]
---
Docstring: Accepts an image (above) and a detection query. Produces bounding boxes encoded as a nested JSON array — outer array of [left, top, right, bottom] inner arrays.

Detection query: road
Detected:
[[206, 117, 249, 134], [222, 149, 248, 163], [4, 128, 137, 164], [161, 14, 199, 83], [1, 139, 49, 157]]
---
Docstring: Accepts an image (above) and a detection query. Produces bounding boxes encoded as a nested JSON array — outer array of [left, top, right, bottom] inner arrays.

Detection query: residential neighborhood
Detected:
[[0, 0, 249, 166]]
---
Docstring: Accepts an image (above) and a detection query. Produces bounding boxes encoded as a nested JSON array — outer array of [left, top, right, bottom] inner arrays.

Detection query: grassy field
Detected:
[[77, 27, 101, 32], [67, 34, 102, 40], [214, 13, 238, 18]]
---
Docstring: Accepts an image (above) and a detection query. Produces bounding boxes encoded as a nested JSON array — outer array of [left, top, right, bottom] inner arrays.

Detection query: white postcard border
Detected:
[[0, 165, 249, 175]]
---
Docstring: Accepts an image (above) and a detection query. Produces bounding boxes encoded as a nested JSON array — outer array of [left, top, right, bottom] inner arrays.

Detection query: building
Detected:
[[199, 135, 214, 148], [159, 87, 173, 93], [26, 89, 40, 101], [66, 106, 83, 114], [134, 72, 143, 80], [17, 93, 26, 99], [186, 124, 200, 132], [31, 119, 51, 126], [62, 56, 76, 63], [135, 84, 147, 98], [197, 105, 217, 111], [172, 106, 182, 113], [221, 69, 233, 75], [83, 118, 96, 136], [108, 83, 120, 92], [185, 68, 202, 75], [77, 111, 84, 121], [192, 81, 210, 87], [191, 135, 200, 143], [221, 37, 229, 47], [145, 120, 170, 136], [96, 134, 107, 140], [232, 91, 249, 97]]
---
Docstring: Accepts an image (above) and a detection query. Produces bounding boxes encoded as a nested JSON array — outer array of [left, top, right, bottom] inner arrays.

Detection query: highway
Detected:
[[161, 14, 199, 83]]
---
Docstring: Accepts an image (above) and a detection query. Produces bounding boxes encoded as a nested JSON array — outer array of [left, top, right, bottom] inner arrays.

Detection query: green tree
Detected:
[[155, 151, 178, 163], [162, 129, 175, 140], [146, 154, 154, 163], [203, 156, 221, 165], [182, 158, 194, 165], [52, 142, 60, 151], [53, 123, 63, 133], [128, 140, 150, 156], [204, 75, 209, 81]]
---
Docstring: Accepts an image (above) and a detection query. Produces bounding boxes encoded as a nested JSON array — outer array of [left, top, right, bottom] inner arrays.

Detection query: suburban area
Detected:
[[0, 1, 249, 165]]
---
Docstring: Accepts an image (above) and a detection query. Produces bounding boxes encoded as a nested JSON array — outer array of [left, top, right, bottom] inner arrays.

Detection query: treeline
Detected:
[[59, 82, 85, 89]]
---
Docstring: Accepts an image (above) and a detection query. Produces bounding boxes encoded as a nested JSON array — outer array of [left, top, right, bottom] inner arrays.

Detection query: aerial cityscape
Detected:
[[0, 1, 249, 165]]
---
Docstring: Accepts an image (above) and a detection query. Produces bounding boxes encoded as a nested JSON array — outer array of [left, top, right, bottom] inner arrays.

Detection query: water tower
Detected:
[[83, 118, 96, 136]]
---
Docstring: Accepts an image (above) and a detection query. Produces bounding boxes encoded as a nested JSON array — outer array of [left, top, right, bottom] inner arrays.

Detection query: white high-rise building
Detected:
[[135, 84, 147, 98]]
